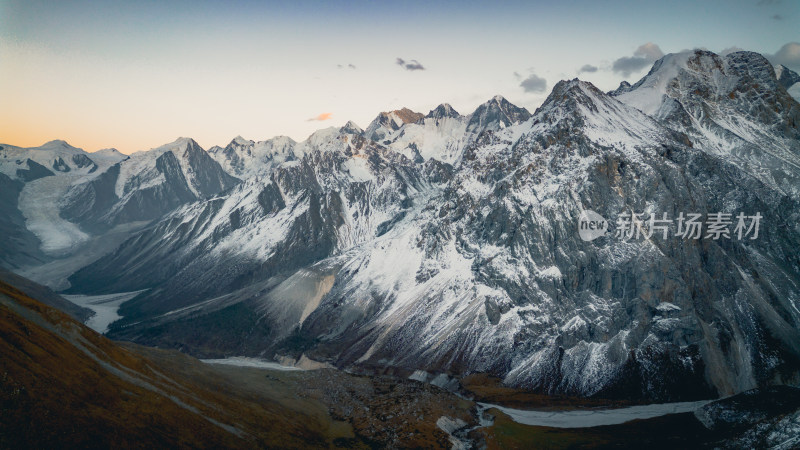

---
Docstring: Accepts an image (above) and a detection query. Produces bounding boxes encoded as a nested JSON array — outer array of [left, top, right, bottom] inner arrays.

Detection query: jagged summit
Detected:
[[527, 78, 681, 155], [340, 120, 363, 135], [537, 78, 610, 109], [466, 94, 531, 133], [608, 80, 632, 96], [364, 107, 425, 142], [133, 137, 202, 156], [171, 136, 196, 146], [426, 103, 460, 120], [230, 135, 252, 146], [775, 64, 800, 97], [384, 107, 424, 124], [613, 48, 800, 198]]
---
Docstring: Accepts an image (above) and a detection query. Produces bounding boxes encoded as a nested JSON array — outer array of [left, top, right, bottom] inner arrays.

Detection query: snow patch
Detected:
[[201, 357, 305, 371], [63, 290, 146, 334], [482, 400, 712, 428]]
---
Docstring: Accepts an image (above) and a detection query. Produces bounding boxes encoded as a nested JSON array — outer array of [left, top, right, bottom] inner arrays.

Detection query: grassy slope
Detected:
[[0, 280, 346, 448], [7, 276, 778, 449], [0, 279, 477, 448]]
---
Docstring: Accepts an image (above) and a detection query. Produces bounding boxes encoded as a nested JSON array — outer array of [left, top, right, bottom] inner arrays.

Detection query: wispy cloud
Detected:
[[519, 73, 547, 93], [578, 64, 598, 74], [337, 63, 357, 69], [612, 42, 664, 77], [307, 112, 333, 121], [766, 42, 800, 71], [396, 57, 425, 71], [720, 46, 744, 55]]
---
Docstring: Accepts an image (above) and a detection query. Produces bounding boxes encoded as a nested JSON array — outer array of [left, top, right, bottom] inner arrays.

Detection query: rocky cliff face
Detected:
[[5, 50, 800, 402]]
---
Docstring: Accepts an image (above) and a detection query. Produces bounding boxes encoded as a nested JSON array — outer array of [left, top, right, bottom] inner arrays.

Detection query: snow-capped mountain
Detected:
[[368, 98, 532, 166], [775, 64, 800, 102], [0, 140, 126, 265], [383, 104, 468, 164], [613, 50, 800, 199], [465, 95, 531, 134], [0, 140, 124, 181], [208, 135, 296, 178], [775, 64, 800, 90], [364, 107, 425, 143], [3, 49, 800, 403], [60, 137, 239, 232]]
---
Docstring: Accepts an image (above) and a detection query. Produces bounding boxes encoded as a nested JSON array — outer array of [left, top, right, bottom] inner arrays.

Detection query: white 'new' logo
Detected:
[[578, 210, 608, 242]]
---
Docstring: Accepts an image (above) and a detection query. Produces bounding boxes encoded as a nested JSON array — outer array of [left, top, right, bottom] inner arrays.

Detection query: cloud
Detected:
[[635, 42, 664, 61], [348, 63, 356, 69], [337, 63, 357, 69], [578, 64, 598, 74], [720, 46, 744, 55], [307, 112, 332, 121], [519, 73, 547, 93], [612, 57, 651, 77], [612, 42, 664, 77], [766, 42, 800, 71], [772, 14, 783, 20], [396, 57, 425, 71]]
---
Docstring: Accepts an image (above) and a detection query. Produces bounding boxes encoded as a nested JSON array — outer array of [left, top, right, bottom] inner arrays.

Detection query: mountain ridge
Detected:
[[3, 49, 800, 403]]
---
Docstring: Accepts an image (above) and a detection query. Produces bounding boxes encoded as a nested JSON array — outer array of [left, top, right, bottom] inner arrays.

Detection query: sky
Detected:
[[1, 0, 799, 154]]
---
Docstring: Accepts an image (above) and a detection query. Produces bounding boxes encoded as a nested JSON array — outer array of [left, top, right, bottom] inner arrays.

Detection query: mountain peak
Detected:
[[231, 135, 251, 146], [340, 120, 363, 135], [365, 108, 424, 141], [267, 135, 296, 146], [775, 64, 800, 90], [140, 137, 202, 156], [536, 78, 608, 114], [169, 137, 198, 147], [466, 94, 531, 133], [608, 80, 632, 96], [92, 148, 125, 159], [385, 107, 424, 124], [40, 139, 75, 150], [426, 103, 460, 120]]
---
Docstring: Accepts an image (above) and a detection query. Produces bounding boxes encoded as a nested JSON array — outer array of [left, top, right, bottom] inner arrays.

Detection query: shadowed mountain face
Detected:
[[0, 174, 44, 270], [60, 138, 240, 233], [2, 50, 800, 403]]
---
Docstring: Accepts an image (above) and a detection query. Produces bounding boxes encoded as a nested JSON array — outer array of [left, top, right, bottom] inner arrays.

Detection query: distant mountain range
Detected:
[[2, 51, 800, 402]]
